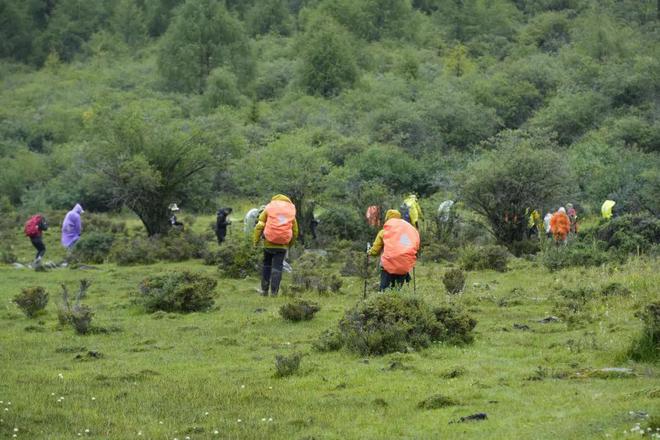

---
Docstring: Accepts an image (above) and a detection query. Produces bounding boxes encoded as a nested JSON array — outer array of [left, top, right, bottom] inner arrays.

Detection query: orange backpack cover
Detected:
[[263, 200, 296, 245], [381, 218, 420, 275], [550, 212, 570, 238]]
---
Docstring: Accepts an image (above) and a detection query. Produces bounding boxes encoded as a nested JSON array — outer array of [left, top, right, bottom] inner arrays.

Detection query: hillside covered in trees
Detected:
[[0, 0, 658, 236]]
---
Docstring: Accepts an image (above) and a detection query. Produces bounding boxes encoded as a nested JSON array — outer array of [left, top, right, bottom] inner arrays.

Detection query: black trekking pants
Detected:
[[262, 248, 287, 296], [379, 269, 410, 292], [216, 226, 227, 244], [30, 236, 46, 260]]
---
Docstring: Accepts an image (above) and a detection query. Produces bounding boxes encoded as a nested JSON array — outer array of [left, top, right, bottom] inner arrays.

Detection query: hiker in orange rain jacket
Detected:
[[368, 209, 420, 291], [550, 207, 570, 245], [253, 194, 299, 296]]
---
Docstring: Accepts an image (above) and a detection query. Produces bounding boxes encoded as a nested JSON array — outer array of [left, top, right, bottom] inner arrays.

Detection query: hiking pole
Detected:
[[413, 266, 416, 294], [364, 243, 371, 300]]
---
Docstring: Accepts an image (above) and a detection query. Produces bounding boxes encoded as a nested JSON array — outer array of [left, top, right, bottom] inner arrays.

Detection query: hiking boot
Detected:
[[255, 287, 268, 296]]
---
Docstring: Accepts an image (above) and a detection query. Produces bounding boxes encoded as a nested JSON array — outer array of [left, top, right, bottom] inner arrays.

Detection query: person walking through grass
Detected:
[[24, 214, 48, 264], [368, 209, 420, 291], [253, 194, 298, 297], [401, 194, 424, 230], [550, 207, 570, 245], [61, 203, 84, 250], [215, 207, 233, 244]]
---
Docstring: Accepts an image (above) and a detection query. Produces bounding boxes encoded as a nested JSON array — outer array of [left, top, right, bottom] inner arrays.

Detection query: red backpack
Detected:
[[24, 215, 43, 238]]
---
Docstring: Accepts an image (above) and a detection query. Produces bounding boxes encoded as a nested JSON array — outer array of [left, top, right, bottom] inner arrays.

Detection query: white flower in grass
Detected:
[[58, 373, 64, 379], [213, 430, 219, 435], [240, 385, 245, 389], [137, 431, 142, 436], [14, 428, 18, 432], [159, 421, 164, 425], [268, 418, 273, 422], [85, 429, 90, 433], [91, 397, 96, 401], [204, 412, 209, 416], [237, 419, 242, 423]]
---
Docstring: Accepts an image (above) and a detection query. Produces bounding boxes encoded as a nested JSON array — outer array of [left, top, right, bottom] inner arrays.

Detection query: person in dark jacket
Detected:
[[25, 215, 48, 263], [215, 207, 233, 244]]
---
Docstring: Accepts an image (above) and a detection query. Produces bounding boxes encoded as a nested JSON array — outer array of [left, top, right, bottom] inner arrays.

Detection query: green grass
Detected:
[[0, 237, 658, 439]]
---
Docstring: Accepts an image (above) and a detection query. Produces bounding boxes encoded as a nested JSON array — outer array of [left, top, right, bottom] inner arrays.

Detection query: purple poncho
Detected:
[[61, 203, 84, 248]]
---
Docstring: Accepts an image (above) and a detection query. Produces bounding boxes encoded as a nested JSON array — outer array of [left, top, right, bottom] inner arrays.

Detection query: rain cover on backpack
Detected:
[[24, 215, 43, 238], [381, 218, 420, 275], [263, 200, 296, 245]]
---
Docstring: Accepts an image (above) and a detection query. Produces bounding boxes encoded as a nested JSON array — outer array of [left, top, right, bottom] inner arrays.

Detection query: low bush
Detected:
[[508, 239, 540, 257], [340, 251, 369, 277], [14, 286, 49, 318], [70, 232, 115, 264], [443, 269, 466, 295], [334, 294, 476, 356], [279, 300, 321, 322], [1, 249, 17, 264], [600, 282, 631, 297], [541, 242, 610, 271], [110, 230, 209, 266], [629, 302, 659, 363], [313, 329, 344, 352], [210, 239, 261, 278], [417, 394, 459, 409], [275, 352, 302, 378], [459, 245, 509, 272], [58, 281, 93, 334], [318, 206, 369, 243], [84, 214, 127, 235], [597, 213, 660, 255], [291, 253, 343, 294], [109, 237, 158, 265], [553, 286, 597, 328], [136, 271, 217, 313], [421, 242, 456, 263]]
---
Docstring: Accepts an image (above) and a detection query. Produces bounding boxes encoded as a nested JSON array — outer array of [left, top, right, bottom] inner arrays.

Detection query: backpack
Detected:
[[24, 215, 45, 238], [263, 200, 296, 245], [381, 218, 420, 275], [399, 203, 411, 223]]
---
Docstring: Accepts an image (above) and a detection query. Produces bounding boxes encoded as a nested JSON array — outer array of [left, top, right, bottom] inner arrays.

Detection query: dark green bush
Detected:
[[443, 269, 466, 295], [1, 249, 17, 264], [541, 242, 610, 271], [279, 300, 321, 322], [84, 214, 127, 235], [109, 237, 158, 265], [597, 213, 660, 255], [58, 281, 93, 334], [110, 230, 209, 266], [14, 287, 49, 318], [211, 238, 261, 278], [629, 302, 659, 363], [275, 352, 302, 378], [313, 329, 344, 352], [336, 294, 476, 356], [137, 271, 217, 313], [318, 206, 369, 242], [291, 253, 343, 294], [70, 232, 115, 264], [552, 286, 597, 328], [421, 242, 456, 263], [459, 245, 509, 272], [600, 282, 631, 297], [417, 394, 459, 409], [509, 239, 541, 257]]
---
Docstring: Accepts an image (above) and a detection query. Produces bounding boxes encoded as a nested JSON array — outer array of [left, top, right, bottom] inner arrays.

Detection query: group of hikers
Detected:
[[24, 195, 621, 294]]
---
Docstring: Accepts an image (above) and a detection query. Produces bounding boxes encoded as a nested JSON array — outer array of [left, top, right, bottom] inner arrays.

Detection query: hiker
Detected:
[[244, 206, 264, 234], [253, 194, 298, 297], [215, 207, 233, 244], [566, 203, 578, 234], [437, 200, 454, 222], [543, 211, 553, 238], [366, 205, 382, 228], [368, 209, 420, 292], [61, 203, 84, 249], [310, 215, 319, 241], [528, 209, 542, 238], [550, 207, 570, 245], [169, 203, 183, 229], [601, 200, 616, 220], [24, 214, 48, 263], [401, 194, 424, 230]]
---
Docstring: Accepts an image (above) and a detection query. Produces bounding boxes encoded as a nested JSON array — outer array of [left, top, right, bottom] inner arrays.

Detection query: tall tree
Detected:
[[157, 0, 253, 93]]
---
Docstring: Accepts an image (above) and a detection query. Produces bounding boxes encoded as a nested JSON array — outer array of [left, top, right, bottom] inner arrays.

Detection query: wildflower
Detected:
[[58, 373, 64, 379], [159, 421, 164, 425], [268, 418, 273, 422], [4, 408, 8, 411], [85, 429, 90, 433], [204, 412, 209, 416], [240, 385, 245, 389], [91, 397, 96, 401], [51, 393, 55, 396], [137, 431, 142, 436], [213, 430, 219, 435], [237, 419, 242, 423], [14, 428, 18, 432], [261, 418, 266, 422]]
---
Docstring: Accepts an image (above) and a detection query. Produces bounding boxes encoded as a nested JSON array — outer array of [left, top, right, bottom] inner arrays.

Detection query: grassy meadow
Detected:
[[1, 216, 658, 440]]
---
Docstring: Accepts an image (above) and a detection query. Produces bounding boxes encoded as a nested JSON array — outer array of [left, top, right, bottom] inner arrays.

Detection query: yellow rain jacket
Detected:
[[403, 195, 424, 227], [253, 194, 299, 249], [368, 210, 401, 256], [601, 200, 616, 219]]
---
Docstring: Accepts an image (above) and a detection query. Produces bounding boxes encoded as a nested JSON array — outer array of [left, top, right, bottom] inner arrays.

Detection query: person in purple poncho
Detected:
[[61, 203, 84, 249]]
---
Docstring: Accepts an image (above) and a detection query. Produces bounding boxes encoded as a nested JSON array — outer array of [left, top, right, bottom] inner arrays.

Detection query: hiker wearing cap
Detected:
[[401, 194, 424, 230], [169, 203, 183, 228], [253, 194, 299, 297], [368, 209, 420, 291], [215, 207, 233, 244], [24, 214, 48, 263], [550, 207, 570, 245], [61, 203, 84, 249]]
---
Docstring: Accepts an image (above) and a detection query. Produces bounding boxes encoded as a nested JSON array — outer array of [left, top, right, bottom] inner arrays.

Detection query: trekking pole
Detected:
[[413, 266, 416, 294], [364, 243, 371, 300]]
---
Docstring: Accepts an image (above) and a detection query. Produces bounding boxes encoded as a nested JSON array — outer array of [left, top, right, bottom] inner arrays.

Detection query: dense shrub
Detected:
[[210, 239, 261, 278], [84, 214, 127, 235], [552, 286, 597, 328], [443, 269, 466, 295], [597, 214, 660, 255], [417, 394, 459, 410], [291, 253, 343, 294], [279, 300, 321, 322], [318, 206, 369, 242], [14, 287, 49, 318], [110, 230, 209, 266], [136, 271, 217, 313], [1, 249, 18, 264], [459, 245, 509, 272], [275, 352, 302, 377], [70, 232, 115, 264], [629, 302, 659, 363], [334, 294, 476, 355], [541, 242, 610, 271], [313, 329, 344, 352], [421, 242, 456, 263], [600, 282, 631, 297], [109, 236, 158, 265]]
